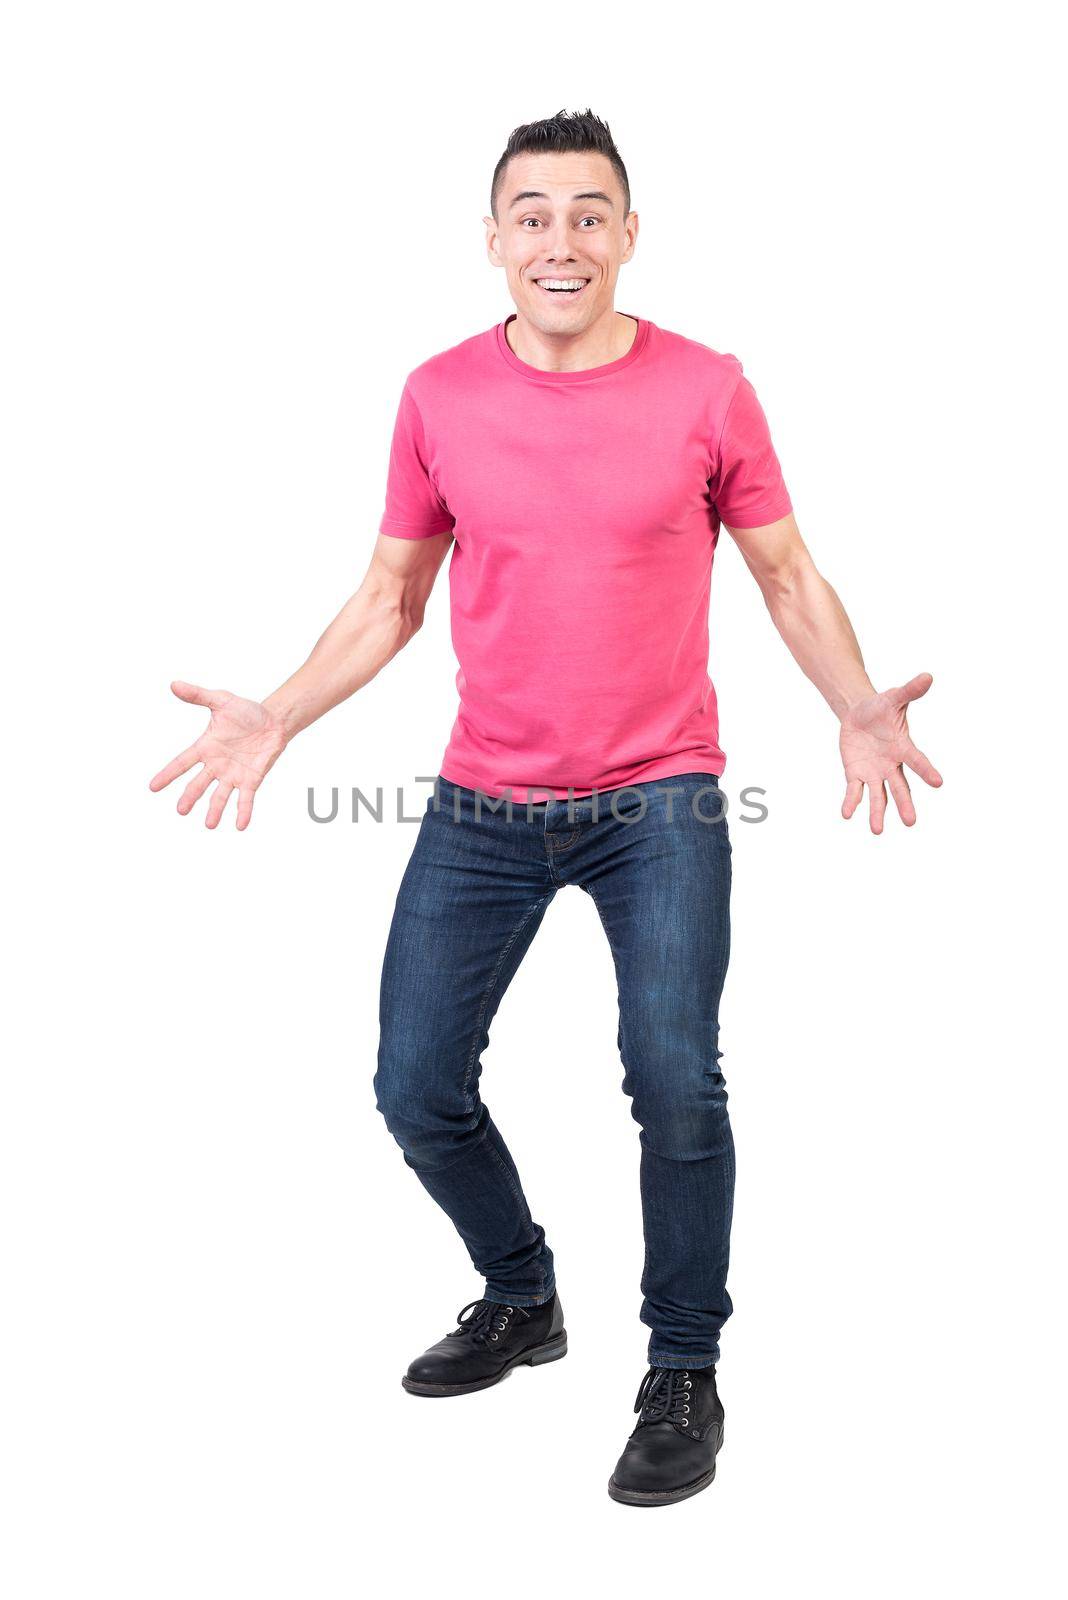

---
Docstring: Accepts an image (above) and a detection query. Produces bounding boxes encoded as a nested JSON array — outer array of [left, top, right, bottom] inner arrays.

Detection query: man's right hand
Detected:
[[148, 681, 290, 830]]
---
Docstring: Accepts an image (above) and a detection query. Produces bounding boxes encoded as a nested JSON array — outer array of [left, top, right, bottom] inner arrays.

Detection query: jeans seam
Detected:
[[486, 1135, 548, 1299], [582, 879, 616, 961], [460, 893, 552, 1107], [585, 880, 650, 1293], [485, 1135, 523, 1206]]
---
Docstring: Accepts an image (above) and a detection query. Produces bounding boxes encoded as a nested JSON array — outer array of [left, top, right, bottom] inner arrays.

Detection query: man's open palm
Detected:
[[148, 681, 288, 830], [839, 671, 943, 833]]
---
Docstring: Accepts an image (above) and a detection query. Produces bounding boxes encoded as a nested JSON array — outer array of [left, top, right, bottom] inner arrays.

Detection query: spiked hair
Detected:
[[490, 108, 631, 221]]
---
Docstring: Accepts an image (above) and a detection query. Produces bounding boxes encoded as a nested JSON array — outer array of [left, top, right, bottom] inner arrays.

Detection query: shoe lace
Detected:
[[449, 1299, 531, 1347], [633, 1366, 694, 1429]]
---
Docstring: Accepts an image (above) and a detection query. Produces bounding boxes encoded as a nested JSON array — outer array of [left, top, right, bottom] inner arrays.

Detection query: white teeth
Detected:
[[536, 278, 588, 291]]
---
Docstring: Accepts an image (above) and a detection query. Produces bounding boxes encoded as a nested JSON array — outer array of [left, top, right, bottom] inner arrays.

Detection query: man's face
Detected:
[[484, 151, 638, 335]]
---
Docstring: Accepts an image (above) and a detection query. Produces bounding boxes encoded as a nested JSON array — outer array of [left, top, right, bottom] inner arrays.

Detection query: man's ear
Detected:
[[483, 215, 502, 267], [621, 210, 639, 264]]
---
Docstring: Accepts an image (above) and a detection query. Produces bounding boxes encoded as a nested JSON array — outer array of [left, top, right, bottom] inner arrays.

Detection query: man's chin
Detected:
[[519, 296, 602, 335]]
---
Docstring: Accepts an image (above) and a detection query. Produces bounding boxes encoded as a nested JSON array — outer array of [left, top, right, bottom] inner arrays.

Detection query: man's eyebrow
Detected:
[[507, 189, 616, 209]]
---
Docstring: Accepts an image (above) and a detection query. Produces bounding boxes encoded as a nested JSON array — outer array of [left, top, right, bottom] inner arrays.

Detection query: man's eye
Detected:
[[521, 218, 542, 228], [579, 216, 601, 227]]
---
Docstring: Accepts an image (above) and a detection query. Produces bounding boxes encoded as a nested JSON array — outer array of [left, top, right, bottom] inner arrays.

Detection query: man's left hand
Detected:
[[839, 672, 943, 833]]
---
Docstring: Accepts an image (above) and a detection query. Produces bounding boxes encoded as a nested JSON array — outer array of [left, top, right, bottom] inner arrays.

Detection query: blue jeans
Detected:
[[374, 772, 735, 1368]]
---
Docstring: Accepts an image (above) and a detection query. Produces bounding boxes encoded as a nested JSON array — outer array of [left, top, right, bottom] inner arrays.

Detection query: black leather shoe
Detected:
[[608, 1364, 724, 1506], [401, 1292, 567, 1396]]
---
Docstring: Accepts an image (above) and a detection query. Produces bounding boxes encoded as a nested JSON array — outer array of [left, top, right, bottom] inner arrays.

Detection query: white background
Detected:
[[3, 2, 1064, 1594]]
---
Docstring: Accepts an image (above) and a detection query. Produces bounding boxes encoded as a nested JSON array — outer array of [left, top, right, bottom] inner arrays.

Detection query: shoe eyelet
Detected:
[[684, 1405, 690, 1413], [680, 1418, 689, 1426], [684, 1380, 692, 1389], [490, 1333, 498, 1340]]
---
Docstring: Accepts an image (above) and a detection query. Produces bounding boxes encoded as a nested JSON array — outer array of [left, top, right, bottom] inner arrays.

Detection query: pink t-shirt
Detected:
[[379, 313, 792, 801]]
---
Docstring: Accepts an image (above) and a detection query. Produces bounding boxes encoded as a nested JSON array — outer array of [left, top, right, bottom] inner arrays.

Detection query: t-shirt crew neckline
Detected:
[[495, 312, 650, 383]]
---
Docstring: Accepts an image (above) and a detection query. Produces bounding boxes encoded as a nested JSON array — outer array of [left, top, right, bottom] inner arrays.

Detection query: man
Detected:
[[150, 109, 941, 1507]]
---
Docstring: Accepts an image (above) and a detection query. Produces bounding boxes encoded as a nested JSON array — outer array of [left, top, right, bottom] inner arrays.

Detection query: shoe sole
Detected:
[[607, 1435, 723, 1507], [401, 1332, 568, 1397]]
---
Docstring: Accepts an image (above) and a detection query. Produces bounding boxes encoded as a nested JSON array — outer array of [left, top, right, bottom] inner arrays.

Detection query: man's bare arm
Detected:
[[149, 531, 453, 829], [726, 512, 874, 716], [724, 512, 942, 832], [264, 531, 453, 737]]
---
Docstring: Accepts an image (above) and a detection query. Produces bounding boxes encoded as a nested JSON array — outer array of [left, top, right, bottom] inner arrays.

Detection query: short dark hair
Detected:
[[490, 108, 631, 222]]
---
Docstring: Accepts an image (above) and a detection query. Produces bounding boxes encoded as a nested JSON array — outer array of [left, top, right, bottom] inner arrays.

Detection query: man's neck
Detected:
[[505, 309, 638, 373]]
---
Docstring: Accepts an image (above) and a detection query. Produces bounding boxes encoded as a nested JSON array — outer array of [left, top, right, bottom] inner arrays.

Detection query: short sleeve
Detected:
[[378, 382, 456, 539], [711, 374, 793, 530]]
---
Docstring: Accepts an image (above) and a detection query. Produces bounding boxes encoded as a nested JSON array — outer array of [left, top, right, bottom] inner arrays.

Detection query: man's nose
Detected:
[[544, 229, 577, 262]]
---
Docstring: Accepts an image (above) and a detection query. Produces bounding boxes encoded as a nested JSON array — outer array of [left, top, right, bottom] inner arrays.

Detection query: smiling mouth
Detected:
[[534, 277, 591, 300]]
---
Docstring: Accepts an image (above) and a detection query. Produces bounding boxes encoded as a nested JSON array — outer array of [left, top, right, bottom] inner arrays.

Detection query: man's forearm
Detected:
[[758, 552, 875, 720], [263, 584, 420, 740]]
